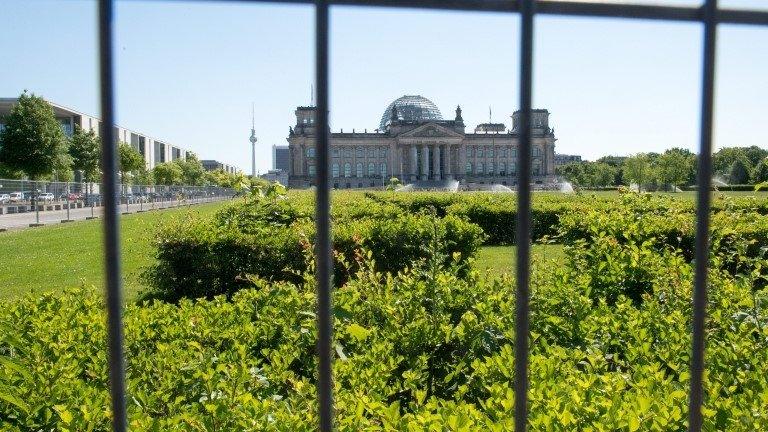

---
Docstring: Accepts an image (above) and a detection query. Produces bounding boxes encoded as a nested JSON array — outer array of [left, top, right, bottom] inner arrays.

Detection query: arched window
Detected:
[[308, 165, 316, 176], [489, 148, 495, 158], [503, 148, 508, 158], [368, 162, 375, 176], [344, 162, 352, 177], [533, 146, 541, 157], [488, 162, 494, 175], [367, 148, 375, 158], [466, 147, 473, 157], [306, 147, 315, 157], [356, 162, 363, 178], [466, 162, 472, 174], [477, 162, 484, 174], [332, 163, 340, 178], [477, 148, 484, 158], [356, 147, 364, 158], [380, 162, 387, 177], [499, 162, 506, 175]]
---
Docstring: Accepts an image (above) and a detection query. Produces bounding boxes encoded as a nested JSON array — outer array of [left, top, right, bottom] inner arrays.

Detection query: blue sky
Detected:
[[1, 0, 766, 172]]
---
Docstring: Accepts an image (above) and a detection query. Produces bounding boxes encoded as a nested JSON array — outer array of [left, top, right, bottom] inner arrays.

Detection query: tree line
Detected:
[[557, 146, 768, 190], [0, 91, 244, 188]]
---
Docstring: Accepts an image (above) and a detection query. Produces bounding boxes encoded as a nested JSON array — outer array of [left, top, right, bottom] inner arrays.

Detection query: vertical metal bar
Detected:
[[689, 1, 717, 431], [314, 0, 334, 431], [98, 0, 127, 431], [515, 0, 534, 430]]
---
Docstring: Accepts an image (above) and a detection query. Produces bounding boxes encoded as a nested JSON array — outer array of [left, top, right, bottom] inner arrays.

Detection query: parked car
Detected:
[[9, 192, 25, 203], [65, 192, 82, 201], [38, 193, 55, 202], [0, 194, 10, 204]]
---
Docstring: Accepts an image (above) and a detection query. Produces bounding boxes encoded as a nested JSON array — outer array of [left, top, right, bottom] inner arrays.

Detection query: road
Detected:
[[0, 196, 231, 230]]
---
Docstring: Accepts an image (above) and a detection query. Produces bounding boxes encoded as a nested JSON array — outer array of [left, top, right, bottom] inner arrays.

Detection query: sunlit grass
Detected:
[[0, 202, 231, 301]]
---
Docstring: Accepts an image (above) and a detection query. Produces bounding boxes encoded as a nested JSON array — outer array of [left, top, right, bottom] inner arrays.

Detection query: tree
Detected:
[[134, 168, 155, 186], [69, 125, 101, 183], [752, 159, 768, 184], [0, 91, 71, 179], [153, 162, 183, 185], [590, 163, 617, 188], [623, 154, 653, 191], [174, 154, 205, 186], [729, 159, 751, 184], [713, 147, 750, 176], [118, 142, 145, 184], [656, 149, 694, 190], [743, 146, 768, 167]]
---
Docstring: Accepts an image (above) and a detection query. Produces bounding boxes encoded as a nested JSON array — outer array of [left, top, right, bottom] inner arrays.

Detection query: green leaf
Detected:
[[0, 385, 29, 414], [0, 356, 32, 381], [346, 323, 370, 341]]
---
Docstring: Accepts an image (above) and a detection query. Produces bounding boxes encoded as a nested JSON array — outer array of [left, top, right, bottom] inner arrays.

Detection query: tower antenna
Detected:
[[249, 102, 257, 178], [310, 84, 314, 106], [489, 106, 492, 124]]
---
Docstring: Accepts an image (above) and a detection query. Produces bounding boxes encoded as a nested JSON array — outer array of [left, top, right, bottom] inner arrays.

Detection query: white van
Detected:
[[9, 192, 24, 202]]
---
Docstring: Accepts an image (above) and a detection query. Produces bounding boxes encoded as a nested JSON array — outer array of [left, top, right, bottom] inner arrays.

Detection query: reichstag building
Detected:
[[287, 95, 556, 189]]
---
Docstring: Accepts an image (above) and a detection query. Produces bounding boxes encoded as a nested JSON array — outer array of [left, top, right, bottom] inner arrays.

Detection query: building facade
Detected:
[[0, 97, 194, 171], [273, 145, 289, 171], [554, 153, 583, 167], [201, 160, 239, 174], [287, 95, 557, 189]]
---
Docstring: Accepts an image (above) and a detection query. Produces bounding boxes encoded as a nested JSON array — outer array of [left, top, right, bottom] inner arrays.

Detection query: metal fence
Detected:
[[90, 1, 768, 431], [0, 178, 235, 228]]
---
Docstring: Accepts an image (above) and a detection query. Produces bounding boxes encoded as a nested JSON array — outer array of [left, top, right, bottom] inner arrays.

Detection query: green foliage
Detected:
[[556, 161, 617, 188], [623, 153, 654, 191], [144, 195, 485, 301], [730, 159, 751, 185], [152, 161, 183, 185], [118, 142, 145, 184], [655, 148, 695, 189], [753, 159, 768, 184], [174, 153, 206, 186], [0, 91, 71, 179], [68, 125, 101, 182], [2, 219, 767, 430]]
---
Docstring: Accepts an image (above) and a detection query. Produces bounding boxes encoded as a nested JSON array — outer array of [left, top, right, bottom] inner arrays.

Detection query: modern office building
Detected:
[[273, 145, 289, 171], [0, 97, 194, 171], [554, 153, 583, 167], [286, 95, 557, 189], [201, 160, 239, 174]]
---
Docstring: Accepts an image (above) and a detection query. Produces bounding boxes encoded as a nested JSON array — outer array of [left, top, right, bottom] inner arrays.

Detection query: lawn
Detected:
[[475, 244, 565, 279], [0, 201, 231, 301]]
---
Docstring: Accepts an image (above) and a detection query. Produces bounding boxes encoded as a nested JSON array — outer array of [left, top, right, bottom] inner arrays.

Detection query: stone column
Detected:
[[421, 144, 429, 181], [433, 144, 441, 180], [444, 144, 452, 180], [410, 145, 418, 182]]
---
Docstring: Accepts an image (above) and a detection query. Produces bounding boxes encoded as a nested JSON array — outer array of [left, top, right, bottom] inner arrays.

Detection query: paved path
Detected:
[[0, 197, 231, 230]]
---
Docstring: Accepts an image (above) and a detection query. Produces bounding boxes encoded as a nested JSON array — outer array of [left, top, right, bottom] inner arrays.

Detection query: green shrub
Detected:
[[144, 210, 485, 301], [3, 238, 767, 430]]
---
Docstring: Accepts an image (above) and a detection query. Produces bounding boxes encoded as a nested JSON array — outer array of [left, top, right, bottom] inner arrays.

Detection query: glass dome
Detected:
[[379, 95, 443, 130]]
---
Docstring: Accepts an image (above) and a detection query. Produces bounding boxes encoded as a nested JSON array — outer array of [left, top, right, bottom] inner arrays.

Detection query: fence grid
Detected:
[[90, 1, 768, 431]]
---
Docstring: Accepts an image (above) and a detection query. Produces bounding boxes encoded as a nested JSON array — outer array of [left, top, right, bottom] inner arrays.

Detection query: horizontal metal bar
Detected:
[[123, 0, 768, 26]]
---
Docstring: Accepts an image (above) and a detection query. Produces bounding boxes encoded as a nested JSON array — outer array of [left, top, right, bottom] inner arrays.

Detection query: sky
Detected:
[[1, 0, 766, 172]]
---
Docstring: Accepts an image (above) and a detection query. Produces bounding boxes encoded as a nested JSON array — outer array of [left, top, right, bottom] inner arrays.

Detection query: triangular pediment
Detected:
[[399, 122, 464, 139]]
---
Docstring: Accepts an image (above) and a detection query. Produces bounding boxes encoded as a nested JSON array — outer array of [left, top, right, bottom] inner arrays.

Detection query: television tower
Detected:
[[249, 103, 257, 178]]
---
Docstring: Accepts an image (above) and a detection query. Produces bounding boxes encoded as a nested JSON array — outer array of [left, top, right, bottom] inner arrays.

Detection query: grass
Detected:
[[475, 244, 566, 279], [0, 201, 231, 301]]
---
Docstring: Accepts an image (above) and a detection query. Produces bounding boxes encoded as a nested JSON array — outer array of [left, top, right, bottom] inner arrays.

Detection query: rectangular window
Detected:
[[308, 165, 316, 176], [489, 148, 494, 158], [380, 148, 388, 158], [466, 147, 472, 157], [356, 147, 364, 158], [332, 148, 340, 157], [367, 148, 375, 158], [477, 148, 484, 158]]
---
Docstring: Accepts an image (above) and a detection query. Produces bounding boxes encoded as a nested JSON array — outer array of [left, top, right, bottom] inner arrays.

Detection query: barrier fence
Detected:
[[0, 178, 236, 228], [87, 1, 768, 431]]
